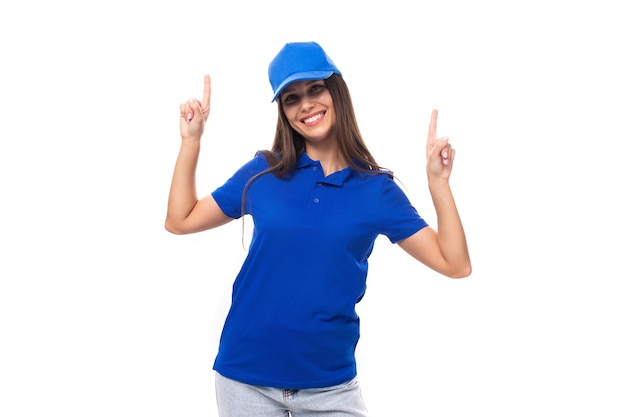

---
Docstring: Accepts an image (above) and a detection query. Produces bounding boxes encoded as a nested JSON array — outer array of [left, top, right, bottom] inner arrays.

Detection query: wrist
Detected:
[[181, 135, 202, 143], [428, 176, 450, 189]]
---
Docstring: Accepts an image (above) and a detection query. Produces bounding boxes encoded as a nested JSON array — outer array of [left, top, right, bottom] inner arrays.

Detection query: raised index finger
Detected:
[[201, 74, 211, 110], [426, 109, 439, 155], [428, 109, 438, 141]]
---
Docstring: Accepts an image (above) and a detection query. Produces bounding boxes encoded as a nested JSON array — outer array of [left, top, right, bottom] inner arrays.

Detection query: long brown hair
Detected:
[[241, 74, 389, 212]]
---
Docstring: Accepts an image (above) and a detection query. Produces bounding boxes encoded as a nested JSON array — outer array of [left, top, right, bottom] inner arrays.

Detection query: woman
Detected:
[[166, 41, 471, 417]]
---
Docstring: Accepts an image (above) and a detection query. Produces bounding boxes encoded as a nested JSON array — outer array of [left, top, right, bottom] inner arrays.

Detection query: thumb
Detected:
[[180, 99, 195, 124], [186, 98, 198, 122]]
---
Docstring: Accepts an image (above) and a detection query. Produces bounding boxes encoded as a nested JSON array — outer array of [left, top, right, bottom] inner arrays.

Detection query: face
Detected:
[[280, 79, 336, 144]]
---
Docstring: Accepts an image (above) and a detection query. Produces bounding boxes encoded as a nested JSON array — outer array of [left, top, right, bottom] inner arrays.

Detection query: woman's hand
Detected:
[[179, 75, 211, 141], [425, 109, 454, 182]]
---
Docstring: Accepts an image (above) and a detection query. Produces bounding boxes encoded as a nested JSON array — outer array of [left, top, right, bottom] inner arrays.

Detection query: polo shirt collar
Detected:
[[296, 152, 354, 186]]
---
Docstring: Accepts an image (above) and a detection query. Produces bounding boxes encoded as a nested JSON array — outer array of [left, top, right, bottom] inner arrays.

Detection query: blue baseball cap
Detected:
[[268, 42, 342, 102]]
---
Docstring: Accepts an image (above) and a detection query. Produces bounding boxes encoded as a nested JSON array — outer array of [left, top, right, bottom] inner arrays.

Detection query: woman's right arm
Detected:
[[165, 75, 233, 235]]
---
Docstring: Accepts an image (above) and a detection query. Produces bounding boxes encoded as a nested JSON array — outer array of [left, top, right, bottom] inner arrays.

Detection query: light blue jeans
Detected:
[[215, 372, 369, 417]]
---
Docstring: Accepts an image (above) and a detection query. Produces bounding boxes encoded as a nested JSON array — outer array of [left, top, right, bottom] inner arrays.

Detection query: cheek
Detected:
[[284, 115, 300, 133], [288, 121, 300, 132], [327, 107, 337, 125], [282, 106, 298, 122]]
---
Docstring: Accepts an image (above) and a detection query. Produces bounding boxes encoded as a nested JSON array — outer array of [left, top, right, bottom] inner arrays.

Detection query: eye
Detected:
[[282, 93, 299, 105], [309, 83, 325, 94]]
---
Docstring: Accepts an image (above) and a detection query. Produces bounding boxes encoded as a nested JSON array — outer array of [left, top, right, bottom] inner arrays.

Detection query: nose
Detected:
[[299, 95, 315, 112]]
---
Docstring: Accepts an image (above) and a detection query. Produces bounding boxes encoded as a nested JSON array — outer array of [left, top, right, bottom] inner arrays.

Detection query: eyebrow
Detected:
[[282, 80, 322, 94]]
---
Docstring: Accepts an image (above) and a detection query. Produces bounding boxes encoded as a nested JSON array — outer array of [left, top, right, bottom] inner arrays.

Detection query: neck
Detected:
[[305, 142, 349, 176]]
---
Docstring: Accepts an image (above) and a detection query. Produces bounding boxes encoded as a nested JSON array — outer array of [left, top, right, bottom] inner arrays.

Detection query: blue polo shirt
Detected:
[[211, 152, 427, 389]]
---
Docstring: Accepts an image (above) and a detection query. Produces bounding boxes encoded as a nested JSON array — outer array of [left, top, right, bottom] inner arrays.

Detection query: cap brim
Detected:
[[271, 71, 334, 102]]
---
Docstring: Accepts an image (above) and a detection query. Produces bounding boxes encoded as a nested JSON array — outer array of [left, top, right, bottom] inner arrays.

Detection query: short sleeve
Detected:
[[211, 153, 269, 219], [378, 176, 428, 243]]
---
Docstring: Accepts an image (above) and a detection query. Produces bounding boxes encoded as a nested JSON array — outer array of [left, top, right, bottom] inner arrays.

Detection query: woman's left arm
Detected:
[[397, 110, 471, 278]]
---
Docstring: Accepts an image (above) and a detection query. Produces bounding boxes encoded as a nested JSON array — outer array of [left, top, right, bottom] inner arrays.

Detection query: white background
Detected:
[[1, 0, 625, 415]]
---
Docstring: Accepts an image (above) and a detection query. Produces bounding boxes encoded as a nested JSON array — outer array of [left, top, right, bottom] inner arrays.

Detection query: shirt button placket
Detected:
[[312, 164, 321, 204]]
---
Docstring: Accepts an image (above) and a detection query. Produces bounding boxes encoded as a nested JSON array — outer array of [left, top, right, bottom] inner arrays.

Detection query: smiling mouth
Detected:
[[303, 112, 324, 124]]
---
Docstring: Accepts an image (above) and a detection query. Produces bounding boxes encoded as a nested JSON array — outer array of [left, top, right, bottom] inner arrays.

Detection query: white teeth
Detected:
[[303, 113, 322, 124]]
